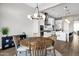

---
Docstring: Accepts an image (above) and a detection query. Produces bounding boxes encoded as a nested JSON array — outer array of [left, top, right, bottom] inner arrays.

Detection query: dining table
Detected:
[[20, 37, 55, 56]]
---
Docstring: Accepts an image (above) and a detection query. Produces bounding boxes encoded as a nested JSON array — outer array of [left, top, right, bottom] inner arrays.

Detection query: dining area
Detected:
[[0, 3, 78, 56], [13, 35, 56, 56]]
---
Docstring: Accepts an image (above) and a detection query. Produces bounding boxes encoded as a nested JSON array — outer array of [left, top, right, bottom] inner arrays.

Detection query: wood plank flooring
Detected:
[[55, 32, 79, 56]]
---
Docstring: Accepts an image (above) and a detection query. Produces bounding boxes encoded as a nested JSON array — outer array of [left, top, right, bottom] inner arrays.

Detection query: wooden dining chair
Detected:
[[30, 41, 46, 56], [13, 35, 28, 56], [29, 37, 55, 56], [45, 38, 56, 56]]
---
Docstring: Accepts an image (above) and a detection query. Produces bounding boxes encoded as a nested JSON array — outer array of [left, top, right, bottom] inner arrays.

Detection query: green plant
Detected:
[[1, 27, 9, 35]]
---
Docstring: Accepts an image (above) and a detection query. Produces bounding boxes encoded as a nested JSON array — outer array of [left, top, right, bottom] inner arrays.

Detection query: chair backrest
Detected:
[[20, 34, 26, 40], [30, 40, 47, 56], [31, 37, 47, 56], [46, 37, 55, 46], [13, 35, 20, 49]]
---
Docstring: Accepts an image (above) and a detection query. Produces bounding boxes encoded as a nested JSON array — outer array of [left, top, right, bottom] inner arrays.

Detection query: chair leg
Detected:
[[16, 51, 21, 56], [26, 51, 27, 56], [28, 48, 31, 56], [16, 51, 18, 56], [45, 49, 47, 56], [53, 47, 56, 56], [16, 53, 17, 56]]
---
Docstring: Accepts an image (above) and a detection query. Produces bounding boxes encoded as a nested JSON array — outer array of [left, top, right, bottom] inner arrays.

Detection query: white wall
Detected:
[[63, 21, 69, 33], [0, 3, 34, 36], [74, 21, 79, 31], [73, 16, 79, 32], [63, 17, 74, 33], [33, 20, 40, 36], [69, 17, 74, 33]]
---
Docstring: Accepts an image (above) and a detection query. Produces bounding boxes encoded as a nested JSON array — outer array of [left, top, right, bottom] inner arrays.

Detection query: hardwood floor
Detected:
[[55, 32, 79, 56], [0, 47, 16, 56], [0, 33, 79, 56]]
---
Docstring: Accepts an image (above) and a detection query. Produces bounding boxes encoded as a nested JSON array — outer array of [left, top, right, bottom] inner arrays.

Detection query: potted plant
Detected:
[[1, 27, 9, 36]]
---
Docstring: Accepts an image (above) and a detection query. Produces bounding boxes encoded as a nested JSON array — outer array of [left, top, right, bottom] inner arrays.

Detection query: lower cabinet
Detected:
[[2, 36, 15, 49], [1, 34, 26, 49], [56, 31, 66, 41]]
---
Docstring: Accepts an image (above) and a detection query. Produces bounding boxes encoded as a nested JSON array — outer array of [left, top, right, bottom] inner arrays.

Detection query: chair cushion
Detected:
[[17, 46, 29, 51], [46, 46, 54, 50]]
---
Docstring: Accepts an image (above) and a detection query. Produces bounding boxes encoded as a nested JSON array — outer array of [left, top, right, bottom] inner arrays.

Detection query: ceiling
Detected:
[[25, 3, 60, 11], [43, 3, 79, 19], [25, 3, 79, 19]]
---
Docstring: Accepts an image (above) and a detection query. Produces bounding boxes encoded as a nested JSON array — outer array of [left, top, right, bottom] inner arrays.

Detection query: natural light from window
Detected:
[[74, 21, 79, 31]]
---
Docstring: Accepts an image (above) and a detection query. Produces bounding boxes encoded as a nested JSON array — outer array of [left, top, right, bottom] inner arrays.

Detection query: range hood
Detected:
[[44, 13, 51, 26]]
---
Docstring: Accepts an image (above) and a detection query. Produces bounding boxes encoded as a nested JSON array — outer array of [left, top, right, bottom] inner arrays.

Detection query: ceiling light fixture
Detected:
[[27, 3, 45, 20], [65, 18, 70, 23]]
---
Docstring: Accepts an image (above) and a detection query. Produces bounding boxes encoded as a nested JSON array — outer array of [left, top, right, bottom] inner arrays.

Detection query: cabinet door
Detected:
[[2, 36, 14, 49]]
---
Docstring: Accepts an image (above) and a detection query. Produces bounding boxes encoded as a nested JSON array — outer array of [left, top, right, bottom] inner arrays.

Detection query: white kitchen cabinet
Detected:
[[56, 31, 67, 41]]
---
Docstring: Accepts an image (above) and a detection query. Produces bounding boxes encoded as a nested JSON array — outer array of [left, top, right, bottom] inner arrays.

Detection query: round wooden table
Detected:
[[20, 37, 55, 56]]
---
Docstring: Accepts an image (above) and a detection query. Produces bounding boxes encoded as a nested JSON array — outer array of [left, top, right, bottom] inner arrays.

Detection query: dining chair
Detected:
[[45, 37, 56, 56], [13, 35, 29, 56], [30, 41, 46, 56], [30, 37, 56, 56]]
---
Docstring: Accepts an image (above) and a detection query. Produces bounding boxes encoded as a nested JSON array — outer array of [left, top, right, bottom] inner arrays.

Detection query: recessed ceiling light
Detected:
[[64, 6, 67, 10]]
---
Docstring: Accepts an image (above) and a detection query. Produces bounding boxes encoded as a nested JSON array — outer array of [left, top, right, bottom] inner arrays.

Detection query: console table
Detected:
[[0, 34, 26, 49]]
